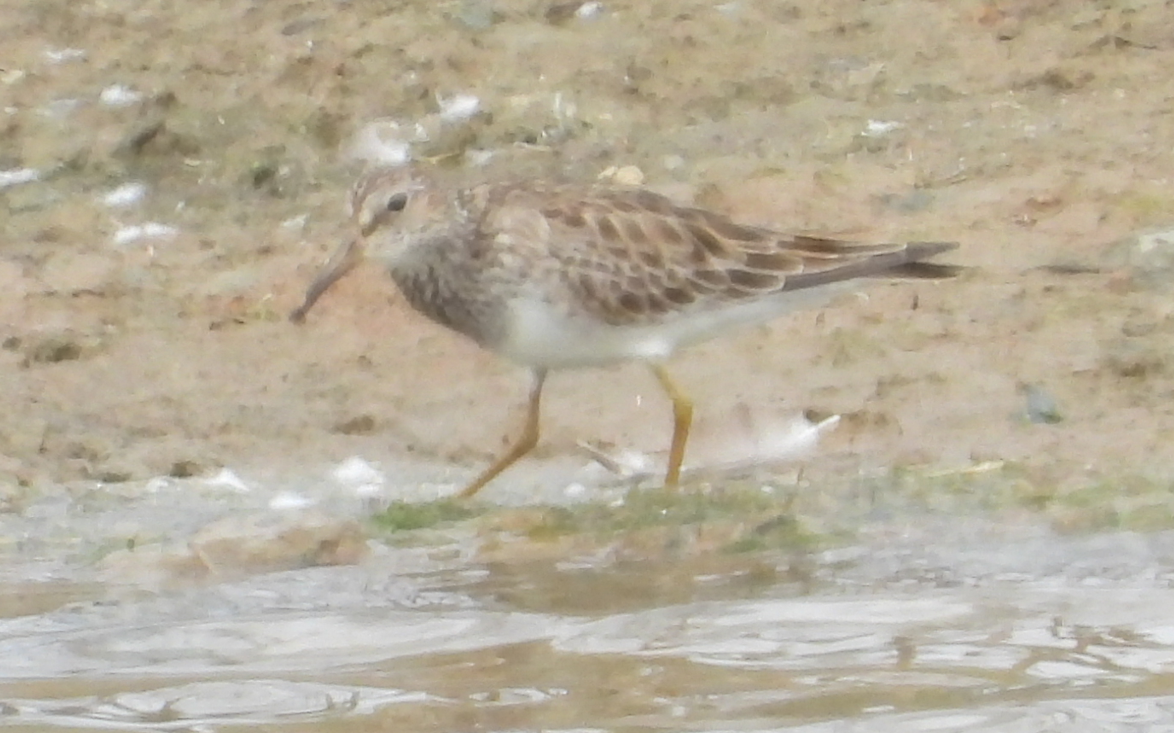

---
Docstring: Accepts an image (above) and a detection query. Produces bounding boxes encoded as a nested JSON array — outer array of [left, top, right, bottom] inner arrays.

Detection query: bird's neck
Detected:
[[385, 231, 501, 346]]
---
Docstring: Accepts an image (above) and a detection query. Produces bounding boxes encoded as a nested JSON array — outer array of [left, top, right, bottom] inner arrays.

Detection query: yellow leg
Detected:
[[458, 369, 547, 499], [650, 364, 693, 489]]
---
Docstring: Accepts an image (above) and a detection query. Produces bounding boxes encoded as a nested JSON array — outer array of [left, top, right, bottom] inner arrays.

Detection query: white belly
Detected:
[[494, 286, 854, 370]]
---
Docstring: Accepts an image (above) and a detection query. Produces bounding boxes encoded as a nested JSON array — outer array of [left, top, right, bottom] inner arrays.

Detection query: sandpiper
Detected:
[[292, 166, 959, 498]]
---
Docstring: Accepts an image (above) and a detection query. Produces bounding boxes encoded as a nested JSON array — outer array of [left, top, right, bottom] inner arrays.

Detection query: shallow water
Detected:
[[4, 509, 1174, 733], [5, 0, 1174, 727]]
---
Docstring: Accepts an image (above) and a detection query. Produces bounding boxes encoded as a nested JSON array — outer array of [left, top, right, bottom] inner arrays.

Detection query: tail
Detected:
[[781, 241, 961, 292], [878, 242, 962, 281]]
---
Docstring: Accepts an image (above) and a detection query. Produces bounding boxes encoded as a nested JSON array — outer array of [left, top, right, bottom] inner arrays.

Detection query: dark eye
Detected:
[[386, 193, 408, 212]]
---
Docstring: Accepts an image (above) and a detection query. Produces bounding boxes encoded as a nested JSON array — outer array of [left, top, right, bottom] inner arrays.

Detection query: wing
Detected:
[[497, 184, 957, 326]]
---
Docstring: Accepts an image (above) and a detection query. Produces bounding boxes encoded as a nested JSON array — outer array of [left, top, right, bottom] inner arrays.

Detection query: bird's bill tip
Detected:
[[288, 238, 364, 323]]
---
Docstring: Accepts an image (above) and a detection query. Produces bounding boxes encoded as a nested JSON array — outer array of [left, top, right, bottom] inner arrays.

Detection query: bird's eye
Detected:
[[386, 193, 408, 212]]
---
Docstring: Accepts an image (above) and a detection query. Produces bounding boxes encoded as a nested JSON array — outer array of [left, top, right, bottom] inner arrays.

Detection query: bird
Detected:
[[291, 165, 959, 499]]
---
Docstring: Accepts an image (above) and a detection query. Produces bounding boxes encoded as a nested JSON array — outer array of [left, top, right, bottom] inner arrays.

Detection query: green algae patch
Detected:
[[488, 483, 825, 556], [371, 499, 480, 534]]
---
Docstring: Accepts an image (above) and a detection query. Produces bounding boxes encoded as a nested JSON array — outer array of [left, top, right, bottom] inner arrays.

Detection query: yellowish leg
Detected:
[[457, 369, 548, 499], [650, 364, 693, 489]]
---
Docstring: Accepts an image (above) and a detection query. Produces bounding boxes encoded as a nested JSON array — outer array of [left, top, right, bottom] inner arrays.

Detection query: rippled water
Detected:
[[4, 519, 1174, 732]]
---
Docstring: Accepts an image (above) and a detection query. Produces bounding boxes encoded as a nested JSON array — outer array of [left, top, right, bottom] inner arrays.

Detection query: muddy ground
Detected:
[[3, 0, 1174, 523]]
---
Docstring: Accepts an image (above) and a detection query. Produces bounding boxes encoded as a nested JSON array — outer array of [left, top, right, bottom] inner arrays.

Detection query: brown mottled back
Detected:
[[480, 183, 956, 326]]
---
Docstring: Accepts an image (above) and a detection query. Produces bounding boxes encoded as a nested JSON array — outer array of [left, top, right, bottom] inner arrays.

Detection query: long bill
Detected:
[[289, 237, 364, 323]]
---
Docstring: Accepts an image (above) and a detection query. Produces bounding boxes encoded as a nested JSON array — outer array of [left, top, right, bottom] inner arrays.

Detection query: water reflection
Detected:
[[3, 531, 1174, 731], [5, 681, 430, 730]]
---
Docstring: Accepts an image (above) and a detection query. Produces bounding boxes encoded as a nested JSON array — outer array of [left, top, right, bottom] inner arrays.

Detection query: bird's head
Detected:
[[290, 165, 447, 322]]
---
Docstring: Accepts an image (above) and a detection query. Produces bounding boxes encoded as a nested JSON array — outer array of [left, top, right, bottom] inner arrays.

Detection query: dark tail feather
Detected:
[[870, 242, 961, 280], [782, 241, 961, 292], [876, 260, 964, 280]]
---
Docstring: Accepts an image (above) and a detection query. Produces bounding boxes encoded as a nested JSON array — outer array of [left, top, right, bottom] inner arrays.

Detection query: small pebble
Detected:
[[438, 93, 480, 123], [455, 0, 496, 30], [112, 222, 178, 246], [863, 119, 902, 137], [270, 491, 317, 510], [0, 168, 39, 189], [331, 455, 385, 488], [349, 119, 412, 165], [598, 165, 644, 186], [44, 47, 86, 63], [1023, 384, 1063, 424], [101, 182, 147, 208], [575, 1, 603, 19], [100, 84, 142, 107], [204, 467, 251, 493]]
